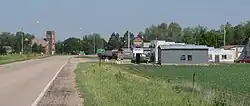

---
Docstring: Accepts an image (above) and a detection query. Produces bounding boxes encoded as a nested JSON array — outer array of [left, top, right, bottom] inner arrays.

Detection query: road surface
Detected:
[[0, 56, 71, 106]]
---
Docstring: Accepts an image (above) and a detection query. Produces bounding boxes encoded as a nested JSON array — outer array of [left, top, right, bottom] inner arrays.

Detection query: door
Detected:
[[215, 55, 220, 63]]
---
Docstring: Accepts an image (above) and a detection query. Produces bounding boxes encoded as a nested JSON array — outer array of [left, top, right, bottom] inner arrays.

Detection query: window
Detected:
[[209, 54, 212, 60], [180, 55, 186, 60], [188, 55, 192, 61], [222, 55, 227, 60]]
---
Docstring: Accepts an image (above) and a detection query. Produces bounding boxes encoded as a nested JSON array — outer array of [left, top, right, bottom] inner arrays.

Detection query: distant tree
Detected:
[[32, 43, 38, 53], [107, 32, 121, 49], [37, 44, 44, 53], [0, 46, 7, 55], [63, 37, 82, 54], [55, 41, 64, 54]]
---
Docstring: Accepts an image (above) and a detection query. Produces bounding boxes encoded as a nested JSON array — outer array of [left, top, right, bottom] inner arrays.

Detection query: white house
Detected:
[[223, 45, 245, 59], [208, 47, 236, 63]]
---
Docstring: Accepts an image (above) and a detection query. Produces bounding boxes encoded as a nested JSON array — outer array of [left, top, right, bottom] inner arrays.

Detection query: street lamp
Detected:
[[20, 21, 40, 55], [92, 33, 96, 54], [21, 28, 24, 55]]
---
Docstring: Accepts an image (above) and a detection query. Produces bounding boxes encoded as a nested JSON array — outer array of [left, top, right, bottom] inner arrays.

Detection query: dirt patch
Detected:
[[37, 58, 83, 106]]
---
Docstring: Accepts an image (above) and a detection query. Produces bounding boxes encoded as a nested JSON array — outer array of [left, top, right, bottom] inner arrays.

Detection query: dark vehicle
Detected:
[[98, 49, 123, 60], [98, 50, 113, 59], [235, 56, 250, 63], [131, 53, 150, 63]]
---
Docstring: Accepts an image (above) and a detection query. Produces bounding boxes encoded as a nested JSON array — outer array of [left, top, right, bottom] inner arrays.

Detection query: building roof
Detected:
[[169, 43, 186, 46], [223, 45, 245, 50], [159, 45, 209, 50], [121, 48, 132, 52], [31, 38, 47, 47]]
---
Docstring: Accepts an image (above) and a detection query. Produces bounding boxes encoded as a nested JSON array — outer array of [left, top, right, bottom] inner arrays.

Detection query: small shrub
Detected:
[[115, 71, 122, 81], [212, 92, 228, 106], [172, 84, 201, 94]]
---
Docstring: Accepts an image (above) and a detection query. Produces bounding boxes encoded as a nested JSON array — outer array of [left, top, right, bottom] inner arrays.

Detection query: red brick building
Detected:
[[45, 31, 56, 55], [31, 31, 56, 55]]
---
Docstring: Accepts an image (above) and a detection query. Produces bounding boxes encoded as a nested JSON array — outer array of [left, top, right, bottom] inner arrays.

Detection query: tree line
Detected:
[[139, 21, 250, 48], [0, 32, 44, 54], [1, 21, 250, 55], [96, 21, 250, 51]]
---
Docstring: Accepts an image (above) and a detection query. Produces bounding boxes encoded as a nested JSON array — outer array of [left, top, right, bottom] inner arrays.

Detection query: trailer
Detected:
[[98, 49, 123, 60]]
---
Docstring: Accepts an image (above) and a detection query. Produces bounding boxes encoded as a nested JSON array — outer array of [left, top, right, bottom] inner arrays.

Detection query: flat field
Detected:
[[118, 64, 250, 95], [75, 63, 250, 106]]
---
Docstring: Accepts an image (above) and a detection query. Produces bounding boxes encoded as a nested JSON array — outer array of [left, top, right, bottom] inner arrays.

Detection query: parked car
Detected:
[[131, 53, 150, 63]]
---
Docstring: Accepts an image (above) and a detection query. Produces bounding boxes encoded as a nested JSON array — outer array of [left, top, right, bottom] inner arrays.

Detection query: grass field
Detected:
[[0, 54, 45, 65], [118, 64, 250, 94], [75, 63, 247, 106], [75, 55, 98, 59]]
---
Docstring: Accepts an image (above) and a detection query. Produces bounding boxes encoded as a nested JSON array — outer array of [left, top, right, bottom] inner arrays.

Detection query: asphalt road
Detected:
[[0, 56, 71, 106]]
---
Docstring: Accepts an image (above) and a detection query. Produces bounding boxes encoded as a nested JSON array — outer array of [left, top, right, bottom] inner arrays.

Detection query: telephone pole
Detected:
[[93, 34, 96, 54], [224, 21, 227, 46], [21, 28, 24, 55], [127, 30, 130, 49]]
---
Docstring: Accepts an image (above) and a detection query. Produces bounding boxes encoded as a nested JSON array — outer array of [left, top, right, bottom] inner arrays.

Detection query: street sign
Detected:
[[79, 51, 85, 55], [133, 48, 143, 54], [97, 49, 105, 54], [133, 36, 143, 48]]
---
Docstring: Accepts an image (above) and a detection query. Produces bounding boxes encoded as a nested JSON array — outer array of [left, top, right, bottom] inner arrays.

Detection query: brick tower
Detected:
[[44, 31, 56, 55]]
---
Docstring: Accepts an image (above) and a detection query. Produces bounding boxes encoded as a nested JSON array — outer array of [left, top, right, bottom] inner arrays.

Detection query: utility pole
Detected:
[[127, 30, 130, 49], [21, 28, 24, 55], [93, 34, 96, 54], [224, 21, 227, 46]]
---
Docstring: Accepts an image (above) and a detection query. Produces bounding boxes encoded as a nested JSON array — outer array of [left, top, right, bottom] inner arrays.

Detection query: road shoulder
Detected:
[[37, 58, 83, 106]]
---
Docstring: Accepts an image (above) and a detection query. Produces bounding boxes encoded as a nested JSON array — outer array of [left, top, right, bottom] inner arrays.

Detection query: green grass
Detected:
[[75, 63, 242, 106], [0, 53, 46, 65], [75, 55, 98, 59], [118, 64, 250, 94]]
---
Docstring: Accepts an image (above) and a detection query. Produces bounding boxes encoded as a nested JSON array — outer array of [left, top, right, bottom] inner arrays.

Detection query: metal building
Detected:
[[150, 40, 185, 63], [158, 45, 209, 65]]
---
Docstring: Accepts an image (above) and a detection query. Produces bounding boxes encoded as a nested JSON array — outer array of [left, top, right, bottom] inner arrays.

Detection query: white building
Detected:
[[208, 47, 236, 63], [149, 40, 245, 63], [223, 45, 245, 59]]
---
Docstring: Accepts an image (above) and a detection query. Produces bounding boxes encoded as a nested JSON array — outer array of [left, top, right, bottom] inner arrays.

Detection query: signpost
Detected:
[[97, 49, 105, 67], [79, 51, 85, 55], [133, 36, 144, 64]]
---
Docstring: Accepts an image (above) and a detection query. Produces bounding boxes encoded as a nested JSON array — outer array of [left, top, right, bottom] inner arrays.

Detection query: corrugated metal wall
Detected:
[[159, 49, 208, 65]]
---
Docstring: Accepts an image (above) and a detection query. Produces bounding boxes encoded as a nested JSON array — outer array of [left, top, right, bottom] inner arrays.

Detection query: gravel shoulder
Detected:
[[38, 58, 84, 106]]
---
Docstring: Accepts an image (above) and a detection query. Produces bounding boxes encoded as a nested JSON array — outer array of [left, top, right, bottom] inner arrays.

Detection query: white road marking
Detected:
[[31, 60, 69, 106]]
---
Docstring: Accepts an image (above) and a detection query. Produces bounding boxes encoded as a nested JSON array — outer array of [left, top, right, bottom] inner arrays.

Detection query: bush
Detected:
[[0, 46, 7, 55]]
